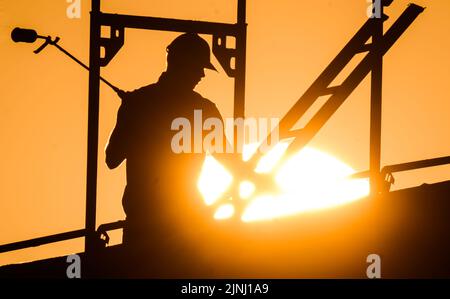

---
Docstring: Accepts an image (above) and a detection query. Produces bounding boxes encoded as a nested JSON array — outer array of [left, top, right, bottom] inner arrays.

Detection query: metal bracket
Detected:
[[100, 25, 124, 67], [95, 230, 110, 248], [212, 34, 236, 77], [33, 36, 60, 54], [94, 220, 126, 249], [382, 171, 395, 193]]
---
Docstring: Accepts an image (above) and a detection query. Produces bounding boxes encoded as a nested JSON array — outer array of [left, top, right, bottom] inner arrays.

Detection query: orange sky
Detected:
[[0, 0, 449, 266]]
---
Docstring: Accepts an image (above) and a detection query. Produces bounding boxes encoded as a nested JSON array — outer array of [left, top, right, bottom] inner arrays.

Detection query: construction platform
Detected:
[[1, 180, 449, 278]]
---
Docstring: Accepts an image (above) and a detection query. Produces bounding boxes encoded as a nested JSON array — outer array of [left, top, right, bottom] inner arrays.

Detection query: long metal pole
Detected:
[[52, 42, 119, 93], [369, 2, 384, 195], [234, 0, 247, 153], [85, 0, 101, 255], [99, 13, 238, 35]]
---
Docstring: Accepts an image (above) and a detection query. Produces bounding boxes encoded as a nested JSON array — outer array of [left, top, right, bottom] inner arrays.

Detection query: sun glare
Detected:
[[197, 155, 233, 206], [213, 203, 235, 220], [242, 147, 370, 222], [239, 181, 256, 199], [197, 143, 370, 222]]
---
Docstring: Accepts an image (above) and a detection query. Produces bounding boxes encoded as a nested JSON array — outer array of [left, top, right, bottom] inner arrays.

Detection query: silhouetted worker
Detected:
[[105, 33, 237, 276]]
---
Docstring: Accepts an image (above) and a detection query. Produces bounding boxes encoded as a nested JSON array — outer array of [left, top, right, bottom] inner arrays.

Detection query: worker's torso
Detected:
[[121, 80, 221, 226]]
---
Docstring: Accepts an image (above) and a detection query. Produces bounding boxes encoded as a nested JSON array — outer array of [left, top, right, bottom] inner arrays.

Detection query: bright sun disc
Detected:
[[198, 144, 370, 222], [242, 147, 370, 222]]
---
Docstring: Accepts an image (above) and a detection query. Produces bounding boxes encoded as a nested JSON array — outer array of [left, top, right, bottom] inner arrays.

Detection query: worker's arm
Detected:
[[105, 98, 131, 169]]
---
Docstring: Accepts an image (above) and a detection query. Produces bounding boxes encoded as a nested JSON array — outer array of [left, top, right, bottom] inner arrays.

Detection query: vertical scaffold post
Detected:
[[85, 0, 101, 255], [234, 0, 247, 153], [370, 0, 384, 195]]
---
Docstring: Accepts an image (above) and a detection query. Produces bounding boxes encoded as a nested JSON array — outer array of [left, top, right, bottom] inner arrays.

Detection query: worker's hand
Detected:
[[116, 88, 129, 100], [115, 89, 136, 127]]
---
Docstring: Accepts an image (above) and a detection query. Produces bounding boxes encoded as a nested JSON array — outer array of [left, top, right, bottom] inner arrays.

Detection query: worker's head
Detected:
[[166, 33, 217, 89]]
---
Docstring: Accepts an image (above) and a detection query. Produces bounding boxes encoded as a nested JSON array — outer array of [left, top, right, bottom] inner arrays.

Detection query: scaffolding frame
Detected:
[[3, 1, 449, 260], [85, 0, 248, 254]]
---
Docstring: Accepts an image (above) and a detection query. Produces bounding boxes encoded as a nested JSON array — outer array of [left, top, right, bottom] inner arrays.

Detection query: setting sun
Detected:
[[198, 143, 370, 222]]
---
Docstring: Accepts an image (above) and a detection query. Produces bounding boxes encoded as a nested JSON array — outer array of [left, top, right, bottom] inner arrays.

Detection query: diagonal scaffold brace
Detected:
[[243, 3, 425, 197]]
